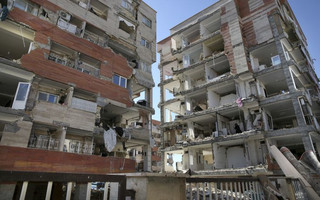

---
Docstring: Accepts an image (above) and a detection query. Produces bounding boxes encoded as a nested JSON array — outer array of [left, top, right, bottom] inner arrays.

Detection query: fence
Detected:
[[0, 171, 135, 200], [186, 177, 264, 200]]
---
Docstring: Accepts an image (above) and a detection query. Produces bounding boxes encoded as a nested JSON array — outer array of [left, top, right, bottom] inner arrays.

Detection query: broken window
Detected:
[[69, 0, 88, 9], [119, 16, 135, 38], [0, 20, 35, 60], [113, 74, 127, 88], [83, 23, 108, 48], [89, 0, 109, 20], [121, 0, 133, 12], [13, 0, 39, 16], [142, 15, 151, 28], [48, 42, 76, 68], [57, 12, 83, 36], [250, 42, 280, 72], [77, 53, 101, 76]]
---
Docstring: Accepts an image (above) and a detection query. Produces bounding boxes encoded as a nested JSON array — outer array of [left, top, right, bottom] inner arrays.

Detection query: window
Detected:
[[271, 55, 281, 66], [14, 0, 38, 15], [140, 38, 151, 49], [76, 67, 90, 74], [142, 15, 151, 28], [121, 0, 133, 12], [38, 92, 58, 103], [140, 61, 151, 73], [113, 74, 127, 88]]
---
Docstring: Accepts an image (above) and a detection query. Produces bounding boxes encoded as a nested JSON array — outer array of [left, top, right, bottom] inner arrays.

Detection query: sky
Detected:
[[143, 0, 320, 121]]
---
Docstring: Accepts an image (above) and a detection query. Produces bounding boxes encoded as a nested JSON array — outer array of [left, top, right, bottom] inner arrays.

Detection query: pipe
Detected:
[[300, 150, 320, 175]]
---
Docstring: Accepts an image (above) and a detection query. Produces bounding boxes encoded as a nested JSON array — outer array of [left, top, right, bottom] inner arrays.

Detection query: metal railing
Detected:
[[0, 170, 135, 200], [186, 177, 264, 200]]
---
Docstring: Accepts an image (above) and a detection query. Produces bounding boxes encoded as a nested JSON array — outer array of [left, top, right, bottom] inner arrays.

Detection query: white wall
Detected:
[[213, 144, 226, 169], [226, 146, 246, 168], [208, 90, 220, 108]]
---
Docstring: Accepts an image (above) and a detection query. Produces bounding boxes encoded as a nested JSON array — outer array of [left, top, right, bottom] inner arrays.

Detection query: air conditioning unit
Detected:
[[59, 11, 71, 21]]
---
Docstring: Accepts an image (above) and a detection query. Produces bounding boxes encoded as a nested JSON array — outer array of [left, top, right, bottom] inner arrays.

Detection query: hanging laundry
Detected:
[[104, 128, 117, 152], [236, 97, 243, 107]]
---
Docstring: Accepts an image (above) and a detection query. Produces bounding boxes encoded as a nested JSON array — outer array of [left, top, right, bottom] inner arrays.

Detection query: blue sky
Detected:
[[143, 0, 320, 121]]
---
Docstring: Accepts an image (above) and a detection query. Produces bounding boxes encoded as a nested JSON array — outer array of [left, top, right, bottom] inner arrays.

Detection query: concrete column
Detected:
[[185, 97, 192, 114], [109, 182, 119, 200], [0, 183, 16, 200], [65, 87, 74, 107], [182, 149, 189, 170], [58, 127, 67, 151], [262, 110, 269, 131], [86, 183, 91, 200], [143, 145, 151, 172], [243, 108, 253, 131], [292, 98, 307, 127], [187, 121, 195, 140], [19, 181, 28, 200], [184, 76, 191, 90], [282, 66, 297, 93], [45, 182, 53, 200], [103, 183, 109, 200], [66, 182, 72, 200], [302, 133, 315, 152], [145, 88, 152, 107], [73, 184, 87, 200]]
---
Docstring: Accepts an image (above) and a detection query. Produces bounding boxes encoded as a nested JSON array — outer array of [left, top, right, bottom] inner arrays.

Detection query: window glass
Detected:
[[121, 0, 132, 11], [16, 83, 29, 101], [120, 77, 126, 88], [271, 55, 281, 66], [48, 94, 57, 103], [113, 74, 120, 85], [14, 0, 27, 10], [146, 41, 150, 49], [140, 39, 146, 46], [142, 16, 151, 28], [38, 92, 47, 101]]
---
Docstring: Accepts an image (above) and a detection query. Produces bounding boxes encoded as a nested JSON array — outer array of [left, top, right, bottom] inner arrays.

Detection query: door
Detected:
[[12, 82, 30, 109]]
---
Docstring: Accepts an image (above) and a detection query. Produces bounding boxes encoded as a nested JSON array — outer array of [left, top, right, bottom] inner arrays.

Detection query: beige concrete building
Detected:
[[157, 0, 320, 176], [0, 0, 156, 198]]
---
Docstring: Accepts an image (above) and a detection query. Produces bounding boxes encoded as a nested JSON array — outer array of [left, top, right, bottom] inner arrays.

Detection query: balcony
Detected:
[[0, 145, 135, 174], [32, 101, 95, 132], [57, 16, 83, 37], [83, 30, 108, 48]]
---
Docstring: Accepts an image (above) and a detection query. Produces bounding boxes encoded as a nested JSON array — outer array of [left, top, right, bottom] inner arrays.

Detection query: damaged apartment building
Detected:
[[158, 0, 320, 174], [0, 0, 156, 182]]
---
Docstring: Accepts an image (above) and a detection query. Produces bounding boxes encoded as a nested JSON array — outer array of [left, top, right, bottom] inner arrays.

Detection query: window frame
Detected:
[[142, 15, 152, 28], [140, 37, 151, 49], [38, 91, 58, 104], [113, 74, 127, 88], [271, 55, 281, 66], [121, 0, 133, 12]]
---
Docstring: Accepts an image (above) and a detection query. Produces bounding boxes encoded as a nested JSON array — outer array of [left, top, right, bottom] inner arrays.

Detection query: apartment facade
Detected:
[[0, 0, 155, 197], [158, 0, 320, 174]]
